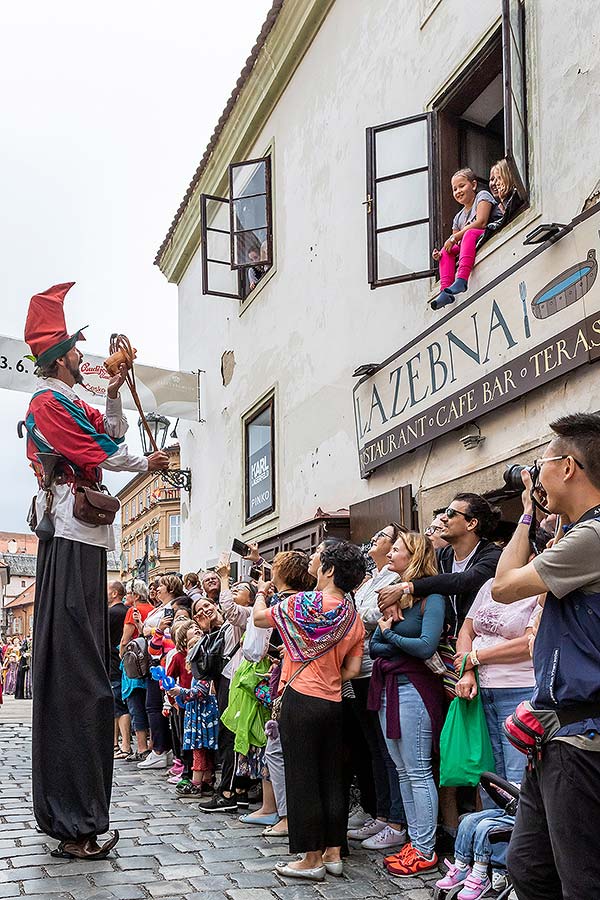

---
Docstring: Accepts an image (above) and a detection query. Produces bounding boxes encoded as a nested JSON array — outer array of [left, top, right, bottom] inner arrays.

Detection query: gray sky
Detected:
[[0, 0, 272, 531]]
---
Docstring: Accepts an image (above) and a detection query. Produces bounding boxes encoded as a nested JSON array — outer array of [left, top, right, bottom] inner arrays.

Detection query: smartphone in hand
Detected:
[[232, 538, 250, 557]]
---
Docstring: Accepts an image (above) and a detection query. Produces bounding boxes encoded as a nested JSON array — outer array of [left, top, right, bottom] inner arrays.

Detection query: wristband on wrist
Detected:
[[401, 582, 412, 595], [470, 649, 480, 667], [519, 513, 533, 526]]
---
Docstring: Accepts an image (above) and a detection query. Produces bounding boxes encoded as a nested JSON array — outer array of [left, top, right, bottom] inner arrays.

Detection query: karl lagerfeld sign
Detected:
[[353, 204, 600, 477]]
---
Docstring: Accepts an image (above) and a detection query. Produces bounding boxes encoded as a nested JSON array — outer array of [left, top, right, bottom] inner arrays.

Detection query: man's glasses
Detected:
[[445, 507, 473, 521], [424, 525, 443, 536], [534, 455, 585, 471]]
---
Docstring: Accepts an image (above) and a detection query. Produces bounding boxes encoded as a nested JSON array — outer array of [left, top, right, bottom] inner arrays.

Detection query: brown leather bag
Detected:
[[73, 484, 120, 526]]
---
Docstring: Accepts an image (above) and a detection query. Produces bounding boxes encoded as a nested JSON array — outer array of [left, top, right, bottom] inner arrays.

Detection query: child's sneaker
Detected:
[[492, 870, 509, 892], [385, 844, 438, 877], [457, 871, 491, 900], [168, 760, 184, 777], [435, 858, 470, 891]]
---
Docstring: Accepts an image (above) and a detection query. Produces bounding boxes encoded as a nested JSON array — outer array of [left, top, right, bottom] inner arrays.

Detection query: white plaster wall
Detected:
[[177, 0, 600, 568]]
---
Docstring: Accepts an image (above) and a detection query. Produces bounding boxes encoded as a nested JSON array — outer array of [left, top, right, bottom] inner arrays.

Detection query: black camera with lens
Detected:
[[503, 463, 540, 492]]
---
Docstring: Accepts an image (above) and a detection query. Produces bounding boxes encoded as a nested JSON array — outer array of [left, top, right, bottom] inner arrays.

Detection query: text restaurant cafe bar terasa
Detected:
[[353, 202, 600, 526]]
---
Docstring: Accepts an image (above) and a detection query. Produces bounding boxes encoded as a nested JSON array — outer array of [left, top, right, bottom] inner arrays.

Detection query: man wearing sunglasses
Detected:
[[491, 413, 600, 900], [378, 494, 502, 638]]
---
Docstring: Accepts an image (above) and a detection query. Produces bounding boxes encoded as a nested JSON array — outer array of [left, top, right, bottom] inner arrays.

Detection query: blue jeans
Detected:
[[455, 807, 515, 865], [481, 686, 531, 786], [379, 681, 437, 856]]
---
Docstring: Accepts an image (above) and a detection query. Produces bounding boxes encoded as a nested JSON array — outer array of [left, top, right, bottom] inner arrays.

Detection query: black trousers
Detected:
[[145, 675, 172, 754], [171, 707, 192, 779], [280, 686, 346, 854], [351, 677, 396, 819], [508, 740, 600, 900], [32, 538, 113, 842]]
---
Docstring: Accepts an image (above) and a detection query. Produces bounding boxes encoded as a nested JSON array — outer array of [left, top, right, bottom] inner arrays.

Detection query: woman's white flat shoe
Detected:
[[276, 863, 326, 881], [324, 860, 343, 876]]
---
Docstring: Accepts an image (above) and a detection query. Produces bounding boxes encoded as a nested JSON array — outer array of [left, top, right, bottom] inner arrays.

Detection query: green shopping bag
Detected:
[[439, 658, 495, 787]]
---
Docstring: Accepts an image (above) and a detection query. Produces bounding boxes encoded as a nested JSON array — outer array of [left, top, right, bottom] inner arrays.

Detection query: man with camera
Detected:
[[492, 413, 600, 899]]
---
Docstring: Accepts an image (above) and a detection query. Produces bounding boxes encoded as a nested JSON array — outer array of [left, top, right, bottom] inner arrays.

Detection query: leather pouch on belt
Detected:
[[73, 485, 120, 526]]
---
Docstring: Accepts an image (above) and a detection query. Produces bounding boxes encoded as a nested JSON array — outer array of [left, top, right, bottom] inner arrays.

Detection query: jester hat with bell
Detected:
[[24, 282, 88, 370]]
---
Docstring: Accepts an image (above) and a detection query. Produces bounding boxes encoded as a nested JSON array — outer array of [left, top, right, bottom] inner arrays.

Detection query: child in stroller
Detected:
[[434, 773, 519, 900]]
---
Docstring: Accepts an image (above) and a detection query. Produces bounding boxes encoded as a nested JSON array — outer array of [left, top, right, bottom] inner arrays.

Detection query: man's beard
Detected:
[[67, 358, 84, 385]]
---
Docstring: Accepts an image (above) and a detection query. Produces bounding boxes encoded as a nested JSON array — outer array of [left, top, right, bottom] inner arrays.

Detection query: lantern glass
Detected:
[[138, 412, 170, 454]]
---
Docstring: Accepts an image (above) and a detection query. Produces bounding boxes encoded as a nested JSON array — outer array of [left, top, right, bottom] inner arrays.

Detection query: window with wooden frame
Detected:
[[365, 0, 527, 288], [244, 397, 275, 524], [200, 155, 273, 301]]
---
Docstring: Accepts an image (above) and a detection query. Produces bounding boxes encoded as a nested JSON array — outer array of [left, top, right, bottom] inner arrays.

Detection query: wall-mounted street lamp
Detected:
[[523, 223, 567, 245], [138, 412, 192, 493]]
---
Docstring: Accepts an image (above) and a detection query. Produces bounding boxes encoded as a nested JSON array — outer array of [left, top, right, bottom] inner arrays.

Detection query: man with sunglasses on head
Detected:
[[378, 494, 502, 638], [491, 413, 600, 900]]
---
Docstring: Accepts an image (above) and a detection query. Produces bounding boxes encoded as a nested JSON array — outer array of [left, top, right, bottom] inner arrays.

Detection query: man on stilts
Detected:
[[22, 282, 169, 859]]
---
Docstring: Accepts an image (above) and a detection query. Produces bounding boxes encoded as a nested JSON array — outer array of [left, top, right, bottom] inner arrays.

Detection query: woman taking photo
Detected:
[[368, 532, 445, 878], [253, 541, 366, 881]]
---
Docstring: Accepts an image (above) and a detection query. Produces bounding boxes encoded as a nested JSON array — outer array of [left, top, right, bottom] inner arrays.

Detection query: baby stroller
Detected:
[[434, 772, 520, 900]]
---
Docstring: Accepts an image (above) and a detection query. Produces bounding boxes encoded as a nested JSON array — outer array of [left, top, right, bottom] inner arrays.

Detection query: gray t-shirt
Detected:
[[453, 189, 501, 231], [532, 519, 600, 751], [532, 520, 600, 597]]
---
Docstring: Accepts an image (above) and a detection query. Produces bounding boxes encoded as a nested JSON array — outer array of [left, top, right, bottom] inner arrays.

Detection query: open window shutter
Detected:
[[366, 113, 436, 288], [229, 156, 273, 270], [502, 0, 527, 198], [200, 194, 241, 299]]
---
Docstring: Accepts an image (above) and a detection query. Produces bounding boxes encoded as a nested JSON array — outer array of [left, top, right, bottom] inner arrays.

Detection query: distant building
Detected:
[[0, 533, 37, 637], [117, 444, 182, 582], [4, 582, 35, 637]]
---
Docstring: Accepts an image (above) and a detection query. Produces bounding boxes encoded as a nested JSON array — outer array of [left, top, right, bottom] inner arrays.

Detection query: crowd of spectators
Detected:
[[106, 412, 600, 900]]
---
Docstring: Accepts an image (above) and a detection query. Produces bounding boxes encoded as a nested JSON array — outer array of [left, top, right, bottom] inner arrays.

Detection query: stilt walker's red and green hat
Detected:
[[24, 283, 88, 370]]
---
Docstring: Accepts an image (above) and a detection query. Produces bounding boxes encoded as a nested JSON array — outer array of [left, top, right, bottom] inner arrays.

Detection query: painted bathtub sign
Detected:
[[353, 204, 600, 476]]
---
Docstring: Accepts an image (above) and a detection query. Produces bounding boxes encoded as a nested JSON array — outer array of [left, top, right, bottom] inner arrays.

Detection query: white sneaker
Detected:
[[347, 818, 386, 840], [347, 807, 370, 829], [137, 750, 170, 769], [492, 870, 509, 891], [361, 824, 408, 851]]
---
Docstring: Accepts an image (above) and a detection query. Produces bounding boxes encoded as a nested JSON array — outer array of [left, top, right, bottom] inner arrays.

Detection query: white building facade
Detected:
[[157, 0, 600, 568]]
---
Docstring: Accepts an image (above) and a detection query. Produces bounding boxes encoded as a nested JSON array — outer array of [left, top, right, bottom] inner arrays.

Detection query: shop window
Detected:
[[366, 0, 527, 288], [169, 514, 181, 546], [244, 397, 275, 524], [200, 155, 273, 301]]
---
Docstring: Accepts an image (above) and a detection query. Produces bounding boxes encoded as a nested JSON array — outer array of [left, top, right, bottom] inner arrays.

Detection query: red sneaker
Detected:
[[386, 844, 438, 877], [384, 841, 414, 867]]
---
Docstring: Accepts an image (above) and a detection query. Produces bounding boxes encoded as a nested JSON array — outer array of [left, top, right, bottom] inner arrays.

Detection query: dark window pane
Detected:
[[232, 195, 268, 233], [233, 228, 268, 267]]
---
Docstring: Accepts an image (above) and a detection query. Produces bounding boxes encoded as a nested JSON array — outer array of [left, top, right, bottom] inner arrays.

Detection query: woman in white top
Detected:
[[454, 533, 549, 786]]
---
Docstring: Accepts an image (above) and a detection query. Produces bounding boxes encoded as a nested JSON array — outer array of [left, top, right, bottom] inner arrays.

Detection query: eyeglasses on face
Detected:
[[370, 530, 393, 544], [424, 525, 442, 536], [444, 506, 473, 521], [534, 455, 585, 471]]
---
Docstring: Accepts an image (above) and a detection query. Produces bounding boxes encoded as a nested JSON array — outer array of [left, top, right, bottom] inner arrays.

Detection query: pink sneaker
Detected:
[[457, 871, 491, 900], [168, 761, 184, 777], [435, 859, 470, 891], [167, 773, 183, 784]]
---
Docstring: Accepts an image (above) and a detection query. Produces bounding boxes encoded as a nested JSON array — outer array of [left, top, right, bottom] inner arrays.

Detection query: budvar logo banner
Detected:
[[353, 204, 600, 476], [0, 336, 200, 421]]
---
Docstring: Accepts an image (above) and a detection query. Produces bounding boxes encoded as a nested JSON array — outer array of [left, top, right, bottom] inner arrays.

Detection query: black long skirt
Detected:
[[32, 537, 113, 841]]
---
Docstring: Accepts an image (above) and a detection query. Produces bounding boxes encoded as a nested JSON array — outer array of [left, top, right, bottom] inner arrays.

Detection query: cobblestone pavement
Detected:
[[0, 697, 436, 900]]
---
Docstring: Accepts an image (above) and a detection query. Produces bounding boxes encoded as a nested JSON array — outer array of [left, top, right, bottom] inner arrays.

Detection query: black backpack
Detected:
[[188, 625, 240, 681], [122, 636, 150, 679]]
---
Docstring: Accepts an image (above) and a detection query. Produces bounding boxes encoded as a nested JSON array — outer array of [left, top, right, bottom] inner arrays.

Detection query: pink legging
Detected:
[[439, 228, 484, 289]]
